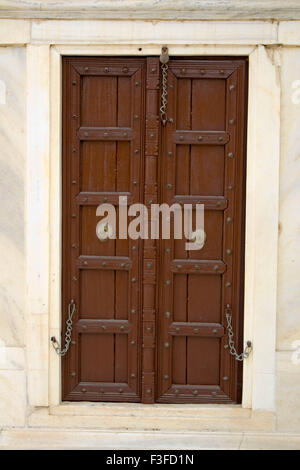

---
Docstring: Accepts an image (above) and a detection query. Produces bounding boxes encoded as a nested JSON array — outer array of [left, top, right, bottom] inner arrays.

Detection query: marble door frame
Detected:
[[25, 22, 280, 428]]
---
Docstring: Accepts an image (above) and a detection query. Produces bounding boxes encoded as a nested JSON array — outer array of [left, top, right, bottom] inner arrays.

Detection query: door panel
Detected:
[[157, 59, 247, 404], [62, 58, 145, 402], [62, 56, 247, 404]]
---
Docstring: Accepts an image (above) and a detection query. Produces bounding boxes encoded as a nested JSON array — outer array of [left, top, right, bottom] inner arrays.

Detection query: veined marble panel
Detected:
[[277, 48, 300, 350], [0, 47, 26, 347]]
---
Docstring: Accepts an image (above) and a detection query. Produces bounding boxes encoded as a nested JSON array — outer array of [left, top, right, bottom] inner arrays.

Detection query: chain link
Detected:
[[225, 305, 252, 361], [51, 300, 75, 356]]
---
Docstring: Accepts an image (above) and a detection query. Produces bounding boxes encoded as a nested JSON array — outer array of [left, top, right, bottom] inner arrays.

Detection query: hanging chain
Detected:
[[51, 299, 75, 356], [160, 46, 169, 126], [225, 305, 252, 361]]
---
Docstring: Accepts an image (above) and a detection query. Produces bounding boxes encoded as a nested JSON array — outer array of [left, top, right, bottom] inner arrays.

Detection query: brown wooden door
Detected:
[[62, 56, 247, 404]]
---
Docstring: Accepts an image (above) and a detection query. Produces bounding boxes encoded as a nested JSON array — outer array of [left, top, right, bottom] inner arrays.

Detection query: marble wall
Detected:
[[0, 47, 27, 425], [276, 47, 300, 432]]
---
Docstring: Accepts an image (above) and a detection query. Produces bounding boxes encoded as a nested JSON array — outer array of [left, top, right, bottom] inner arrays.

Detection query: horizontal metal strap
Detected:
[[78, 126, 134, 140], [168, 321, 224, 337], [170, 259, 227, 274], [173, 130, 230, 145]]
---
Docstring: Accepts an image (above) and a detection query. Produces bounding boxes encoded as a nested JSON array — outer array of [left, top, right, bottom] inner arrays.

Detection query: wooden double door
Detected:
[[62, 56, 247, 404]]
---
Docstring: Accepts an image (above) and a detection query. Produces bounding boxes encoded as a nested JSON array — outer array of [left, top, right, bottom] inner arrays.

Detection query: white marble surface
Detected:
[[277, 48, 300, 351], [0, 0, 300, 20], [0, 47, 26, 348]]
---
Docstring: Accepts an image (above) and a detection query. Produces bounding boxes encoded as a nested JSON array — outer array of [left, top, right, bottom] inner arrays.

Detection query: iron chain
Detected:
[[160, 46, 169, 126], [51, 299, 75, 356], [225, 305, 252, 361]]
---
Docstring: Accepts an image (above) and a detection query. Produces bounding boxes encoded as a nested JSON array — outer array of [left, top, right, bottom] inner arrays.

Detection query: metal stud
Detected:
[[146, 388, 152, 394], [228, 185, 233, 190], [135, 81, 140, 86], [81, 388, 87, 392], [193, 390, 198, 395], [198, 135, 203, 141], [148, 199, 153, 204], [226, 282, 232, 287], [212, 329, 218, 334], [130, 340, 136, 345], [146, 327, 152, 332], [134, 114, 139, 119], [72, 148, 76, 152], [229, 118, 235, 124], [200, 69, 205, 75], [177, 264, 182, 269], [218, 136, 223, 142], [181, 68, 186, 73], [194, 328, 199, 334], [72, 80, 76, 85], [123, 132, 128, 137], [150, 133, 154, 138], [72, 213, 76, 218], [120, 325, 125, 331], [227, 217, 232, 223], [169, 84, 174, 89], [216, 201, 221, 207], [71, 244, 77, 248], [179, 135, 184, 141], [72, 114, 77, 119], [167, 183, 173, 189], [168, 151, 173, 156], [229, 84, 235, 91], [168, 117, 174, 123], [222, 376, 229, 381], [82, 324, 87, 329], [195, 265, 200, 270], [228, 152, 234, 158], [220, 69, 225, 74], [84, 67, 89, 72], [101, 325, 107, 330], [211, 391, 217, 396], [166, 248, 171, 253], [131, 308, 136, 314], [72, 180, 77, 185], [71, 372, 76, 377], [164, 375, 169, 380], [133, 180, 138, 185], [71, 340, 76, 345], [83, 261, 88, 265], [226, 249, 232, 255], [131, 373, 136, 378], [119, 388, 123, 393], [164, 342, 170, 348], [214, 265, 219, 271], [122, 67, 128, 73], [147, 263, 152, 268], [120, 263, 126, 267], [175, 389, 180, 394], [165, 311, 171, 318], [132, 246, 137, 251], [151, 67, 156, 72], [131, 277, 136, 283], [224, 344, 229, 349], [72, 276, 77, 281], [166, 280, 171, 285], [103, 132, 108, 136], [175, 327, 180, 332], [104, 67, 109, 73]]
